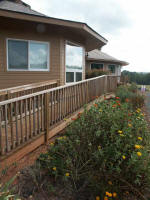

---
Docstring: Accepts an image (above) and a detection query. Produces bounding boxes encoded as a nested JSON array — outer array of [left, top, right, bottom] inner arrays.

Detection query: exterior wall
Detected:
[[0, 27, 62, 89], [0, 20, 86, 89], [86, 60, 122, 76]]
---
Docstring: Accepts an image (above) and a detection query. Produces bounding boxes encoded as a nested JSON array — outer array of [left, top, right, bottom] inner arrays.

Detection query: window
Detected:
[[108, 64, 115, 73], [8, 40, 28, 70], [66, 42, 83, 83], [76, 72, 82, 82], [66, 72, 74, 83], [91, 63, 103, 70], [7, 39, 49, 71]]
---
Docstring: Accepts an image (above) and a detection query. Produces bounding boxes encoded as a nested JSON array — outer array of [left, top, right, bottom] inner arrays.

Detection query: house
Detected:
[[86, 49, 129, 76], [0, 0, 108, 89]]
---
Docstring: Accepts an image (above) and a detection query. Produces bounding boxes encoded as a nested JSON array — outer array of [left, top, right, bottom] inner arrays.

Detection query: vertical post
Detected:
[[104, 76, 108, 94], [44, 92, 50, 143], [86, 81, 89, 103]]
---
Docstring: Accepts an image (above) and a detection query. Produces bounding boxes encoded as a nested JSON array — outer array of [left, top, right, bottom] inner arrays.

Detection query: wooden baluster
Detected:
[[70, 86, 72, 113], [50, 91, 53, 126], [41, 94, 44, 131], [25, 99, 28, 141], [62, 88, 65, 119], [59, 89, 62, 120], [4, 104, 9, 152], [72, 86, 75, 112], [58, 90, 60, 121], [0, 106, 3, 155], [20, 100, 23, 143], [64, 88, 67, 117], [29, 98, 32, 138], [15, 101, 19, 146], [44, 93, 50, 143], [33, 96, 36, 136], [10, 103, 14, 149], [37, 95, 40, 134]]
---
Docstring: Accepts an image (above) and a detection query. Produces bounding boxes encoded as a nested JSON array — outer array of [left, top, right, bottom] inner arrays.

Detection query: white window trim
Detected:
[[65, 40, 84, 84], [90, 62, 104, 70], [6, 38, 50, 72]]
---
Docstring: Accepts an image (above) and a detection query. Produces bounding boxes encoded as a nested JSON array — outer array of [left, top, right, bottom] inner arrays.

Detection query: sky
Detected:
[[23, 0, 150, 72]]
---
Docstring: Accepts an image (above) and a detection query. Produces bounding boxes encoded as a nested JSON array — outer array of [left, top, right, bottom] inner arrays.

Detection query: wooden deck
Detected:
[[0, 75, 118, 169]]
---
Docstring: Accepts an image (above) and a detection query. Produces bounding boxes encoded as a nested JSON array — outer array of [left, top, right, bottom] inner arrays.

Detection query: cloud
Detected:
[[24, 0, 131, 34], [23, 0, 150, 72]]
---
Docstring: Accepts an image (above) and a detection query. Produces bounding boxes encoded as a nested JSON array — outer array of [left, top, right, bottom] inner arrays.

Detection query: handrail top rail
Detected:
[[0, 75, 118, 106], [0, 80, 58, 95]]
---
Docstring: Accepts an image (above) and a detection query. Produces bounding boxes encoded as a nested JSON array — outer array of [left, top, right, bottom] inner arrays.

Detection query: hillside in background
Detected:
[[122, 70, 150, 85]]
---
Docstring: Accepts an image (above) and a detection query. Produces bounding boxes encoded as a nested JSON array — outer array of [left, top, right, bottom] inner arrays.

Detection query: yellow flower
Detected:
[[120, 134, 125, 137], [135, 145, 141, 149], [128, 123, 132, 127], [106, 192, 112, 197], [118, 130, 123, 134], [65, 173, 70, 177], [122, 155, 126, 160], [50, 142, 54, 146], [53, 167, 56, 171], [138, 137, 142, 141], [108, 181, 112, 185], [96, 196, 100, 200], [99, 109, 102, 112], [64, 118, 68, 121], [137, 152, 142, 156], [113, 192, 117, 197], [136, 108, 141, 113], [98, 145, 101, 150]]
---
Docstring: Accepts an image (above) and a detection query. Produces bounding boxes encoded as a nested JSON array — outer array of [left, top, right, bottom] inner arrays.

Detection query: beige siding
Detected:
[[0, 27, 62, 89]]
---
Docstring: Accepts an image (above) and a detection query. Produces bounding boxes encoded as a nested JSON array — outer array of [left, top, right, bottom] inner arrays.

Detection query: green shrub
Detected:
[[116, 85, 132, 102], [130, 93, 145, 109], [128, 82, 138, 93], [116, 84, 145, 109], [86, 69, 109, 79], [38, 99, 150, 200]]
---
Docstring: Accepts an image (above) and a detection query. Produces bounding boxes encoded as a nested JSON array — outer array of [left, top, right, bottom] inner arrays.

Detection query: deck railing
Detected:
[[0, 75, 118, 156], [0, 80, 58, 102]]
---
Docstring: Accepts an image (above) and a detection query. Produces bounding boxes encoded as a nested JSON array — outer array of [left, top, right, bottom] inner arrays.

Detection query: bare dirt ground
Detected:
[[0, 136, 59, 184]]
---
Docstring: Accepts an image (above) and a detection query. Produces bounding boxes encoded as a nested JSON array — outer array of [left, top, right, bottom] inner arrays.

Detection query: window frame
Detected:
[[90, 62, 104, 70], [7, 38, 50, 72], [108, 64, 116, 74], [65, 40, 84, 84]]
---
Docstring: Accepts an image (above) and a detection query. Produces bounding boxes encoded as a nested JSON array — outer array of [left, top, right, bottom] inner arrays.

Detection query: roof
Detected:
[[0, 0, 108, 51], [0, 0, 45, 16], [87, 49, 129, 66]]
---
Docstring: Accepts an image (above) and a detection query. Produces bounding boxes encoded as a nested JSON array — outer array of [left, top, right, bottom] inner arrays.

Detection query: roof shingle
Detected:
[[87, 49, 128, 66], [0, 0, 45, 16]]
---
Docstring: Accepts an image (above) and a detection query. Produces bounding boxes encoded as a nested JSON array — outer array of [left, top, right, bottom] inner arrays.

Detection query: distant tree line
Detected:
[[122, 70, 150, 85]]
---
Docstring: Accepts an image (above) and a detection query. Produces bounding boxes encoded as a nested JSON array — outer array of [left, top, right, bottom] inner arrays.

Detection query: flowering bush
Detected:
[[86, 69, 109, 79], [116, 84, 145, 109], [38, 98, 150, 200]]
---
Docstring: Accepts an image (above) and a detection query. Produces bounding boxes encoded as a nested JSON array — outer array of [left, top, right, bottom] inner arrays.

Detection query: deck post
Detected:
[[44, 92, 50, 143]]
